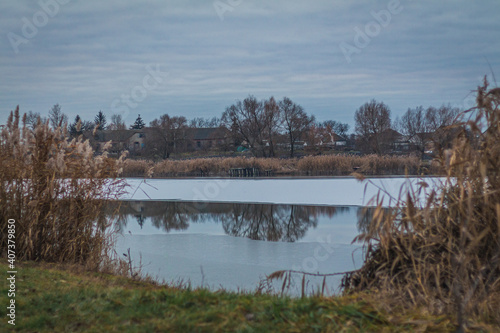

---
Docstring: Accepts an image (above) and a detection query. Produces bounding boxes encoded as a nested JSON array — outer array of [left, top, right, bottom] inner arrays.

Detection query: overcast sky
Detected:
[[1, 0, 499, 129]]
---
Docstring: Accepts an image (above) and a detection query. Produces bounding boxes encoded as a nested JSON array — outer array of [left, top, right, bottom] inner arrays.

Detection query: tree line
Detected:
[[355, 99, 461, 156], [20, 96, 462, 159], [25, 106, 148, 134]]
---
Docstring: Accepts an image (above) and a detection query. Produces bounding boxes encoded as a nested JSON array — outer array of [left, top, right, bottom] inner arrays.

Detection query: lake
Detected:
[[111, 177, 439, 295], [111, 200, 379, 296]]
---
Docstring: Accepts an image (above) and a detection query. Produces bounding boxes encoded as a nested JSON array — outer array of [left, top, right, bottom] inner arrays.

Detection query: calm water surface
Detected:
[[109, 201, 375, 295]]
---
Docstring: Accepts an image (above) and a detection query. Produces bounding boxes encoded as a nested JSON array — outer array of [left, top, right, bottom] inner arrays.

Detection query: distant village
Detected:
[[21, 97, 463, 160]]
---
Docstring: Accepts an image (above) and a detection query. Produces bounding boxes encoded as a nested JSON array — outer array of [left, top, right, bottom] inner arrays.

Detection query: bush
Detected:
[[0, 107, 125, 268]]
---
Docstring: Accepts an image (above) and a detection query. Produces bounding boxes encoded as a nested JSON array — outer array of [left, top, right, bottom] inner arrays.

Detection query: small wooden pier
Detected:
[[229, 168, 273, 177]]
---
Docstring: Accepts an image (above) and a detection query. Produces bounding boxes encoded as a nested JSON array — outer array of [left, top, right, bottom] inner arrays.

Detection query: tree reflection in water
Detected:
[[106, 201, 352, 242], [220, 204, 318, 242], [356, 206, 393, 235]]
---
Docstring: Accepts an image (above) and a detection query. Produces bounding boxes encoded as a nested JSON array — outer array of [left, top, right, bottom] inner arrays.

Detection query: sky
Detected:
[[1, 0, 499, 130]]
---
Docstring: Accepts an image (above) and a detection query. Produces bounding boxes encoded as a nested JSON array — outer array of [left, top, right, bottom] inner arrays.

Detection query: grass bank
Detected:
[[0, 262, 469, 332]]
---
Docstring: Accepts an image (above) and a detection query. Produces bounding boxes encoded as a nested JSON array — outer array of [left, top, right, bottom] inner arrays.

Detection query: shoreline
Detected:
[[120, 174, 443, 180]]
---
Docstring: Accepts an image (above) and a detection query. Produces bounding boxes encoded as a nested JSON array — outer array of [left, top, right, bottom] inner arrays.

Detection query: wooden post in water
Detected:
[[229, 167, 264, 177]]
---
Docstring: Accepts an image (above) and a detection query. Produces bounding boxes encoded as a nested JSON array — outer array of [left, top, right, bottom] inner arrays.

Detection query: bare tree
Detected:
[[189, 117, 221, 128], [425, 104, 461, 130], [146, 114, 188, 159], [48, 104, 68, 129], [425, 104, 462, 152], [303, 123, 322, 148], [354, 99, 392, 154], [109, 114, 126, 130], [263, 96, 281, 157], [395, 106, 428, 157], [313, 120, 350, 150], [222, 95, 280, 157], [279, 97, 314, 157], [395, 104, 462, 157], [24, 111, 45, 130], [321, 120, 349, 139]]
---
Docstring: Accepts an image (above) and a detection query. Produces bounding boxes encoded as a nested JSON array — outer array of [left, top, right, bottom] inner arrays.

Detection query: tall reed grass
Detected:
[[122, 154, 434, 177], [0, 108, 125, 269], [342, 79, 500, 328], [296, 154, 425, 176]]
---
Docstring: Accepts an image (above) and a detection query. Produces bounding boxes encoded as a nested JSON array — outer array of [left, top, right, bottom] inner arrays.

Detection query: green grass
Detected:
[[0, 262, 465, 332]]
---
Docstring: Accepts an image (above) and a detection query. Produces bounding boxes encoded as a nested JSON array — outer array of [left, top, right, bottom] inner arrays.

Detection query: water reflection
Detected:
[[356, 206, 394, 235], [220, 204, 320, 242], [105, 201, 369, 242], [109, 201, 381, 294]]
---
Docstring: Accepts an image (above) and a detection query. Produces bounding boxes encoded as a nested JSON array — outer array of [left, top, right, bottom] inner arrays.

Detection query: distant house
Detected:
[[401, 128, 461, 156], [313, 131, 347, 148], [330, 132, 347, 147], [185, 127, 230, 150], [427, 126, 462, 152], [379, 129, 408, 153], [83, 127, 231, 157], [83, 129, 145, 155]]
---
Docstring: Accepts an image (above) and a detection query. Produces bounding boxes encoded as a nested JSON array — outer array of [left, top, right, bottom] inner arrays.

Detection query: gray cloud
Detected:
[[1, 0, 499, 127]]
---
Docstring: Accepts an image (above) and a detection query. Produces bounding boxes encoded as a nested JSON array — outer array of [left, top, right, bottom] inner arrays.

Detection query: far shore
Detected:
[[120, 154, 441, 179]]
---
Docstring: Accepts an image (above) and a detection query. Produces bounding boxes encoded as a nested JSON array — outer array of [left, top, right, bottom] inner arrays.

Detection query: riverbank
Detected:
[[122, 154, 440, 178], [1, 262, 469, 332]]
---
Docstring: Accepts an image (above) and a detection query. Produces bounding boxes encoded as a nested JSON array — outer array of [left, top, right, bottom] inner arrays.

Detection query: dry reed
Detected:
[[342, 78, 500, 328], [123, 154, 432, 178], [0, 108, 126, 269]]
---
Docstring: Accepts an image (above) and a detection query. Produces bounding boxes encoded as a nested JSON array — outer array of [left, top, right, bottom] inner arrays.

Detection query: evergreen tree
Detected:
[[94, 110, 107, 130], [69, 115, 82, 136], [130, 114, 146, 129]]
